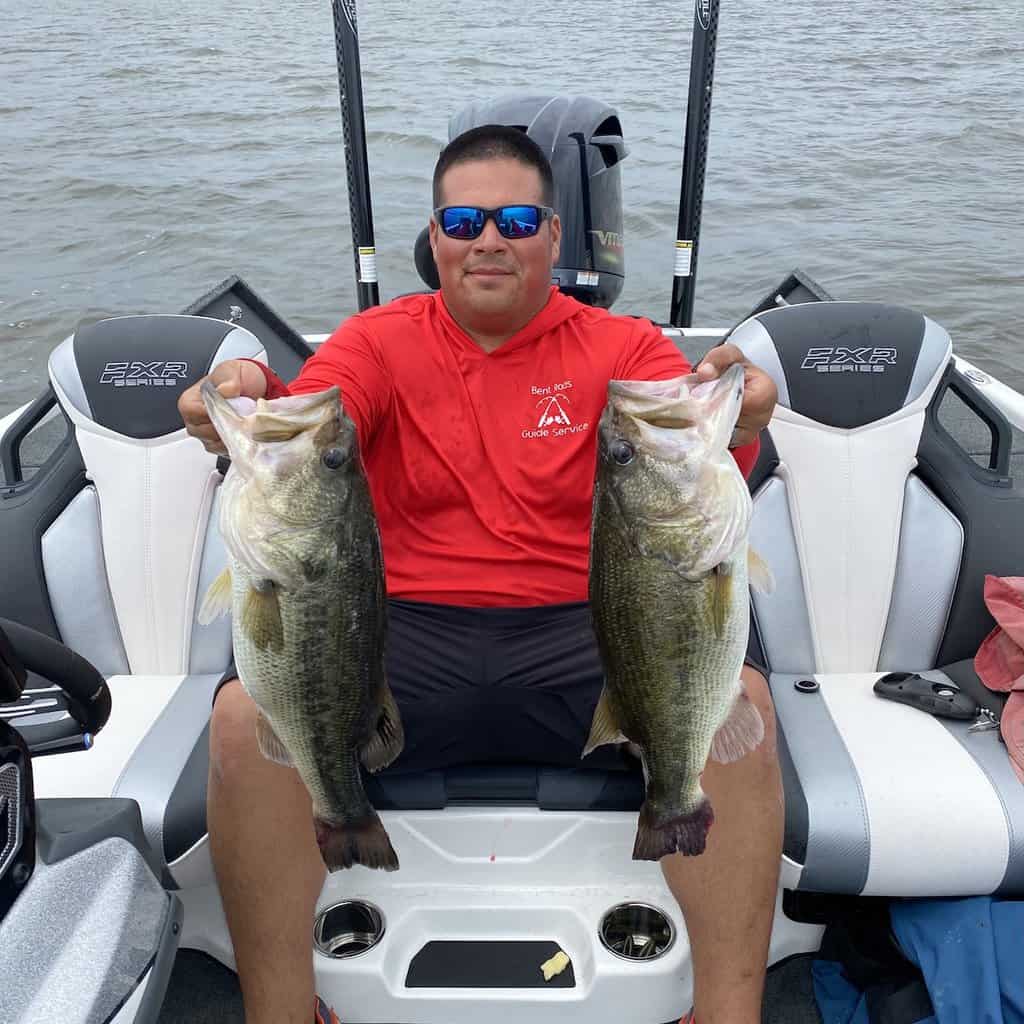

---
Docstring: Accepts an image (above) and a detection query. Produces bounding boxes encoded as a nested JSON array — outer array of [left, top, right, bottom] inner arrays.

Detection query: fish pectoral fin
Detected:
[[747, 547, 776, 595], [583, 685, 630, 758], [359, 681, 405, 773], [242, 582, 284, 652], [709, 683, 765, 764], [197, 567, 233, 624], [711, 563, 733, 639], [255, 709, 294, 766]]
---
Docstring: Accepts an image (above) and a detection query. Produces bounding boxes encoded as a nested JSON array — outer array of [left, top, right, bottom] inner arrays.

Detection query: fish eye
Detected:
[[321, 447, 347, 470], [610, 439, 635, 466]]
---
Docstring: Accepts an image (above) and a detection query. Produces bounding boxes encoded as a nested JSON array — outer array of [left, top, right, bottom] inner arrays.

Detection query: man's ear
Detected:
[[428, 217, 438, 258], [550, 213, 562, 264]]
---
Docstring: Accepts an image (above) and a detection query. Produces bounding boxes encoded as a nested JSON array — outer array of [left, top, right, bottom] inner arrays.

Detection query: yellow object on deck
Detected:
[[540, 950, 571, 982]]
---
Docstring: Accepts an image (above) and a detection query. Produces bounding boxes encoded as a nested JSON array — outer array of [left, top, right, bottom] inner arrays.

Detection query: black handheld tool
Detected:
[[873, 672, 979, 720]]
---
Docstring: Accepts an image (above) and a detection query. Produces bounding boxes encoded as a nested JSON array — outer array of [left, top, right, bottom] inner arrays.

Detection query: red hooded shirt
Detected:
[[251, 288, 759, 606]]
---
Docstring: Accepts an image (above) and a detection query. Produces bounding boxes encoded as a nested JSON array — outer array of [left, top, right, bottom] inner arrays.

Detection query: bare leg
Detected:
[[661, 666, 783, 1024], [208, 680, 327, 1024]]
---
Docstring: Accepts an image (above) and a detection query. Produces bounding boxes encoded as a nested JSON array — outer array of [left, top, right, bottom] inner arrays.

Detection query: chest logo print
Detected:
[[536, 394, 572, 427], [523, 380, 589, 440]]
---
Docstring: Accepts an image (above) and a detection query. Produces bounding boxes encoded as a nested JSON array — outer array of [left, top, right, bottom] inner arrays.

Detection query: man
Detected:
[[179, 124, 782, 1024]]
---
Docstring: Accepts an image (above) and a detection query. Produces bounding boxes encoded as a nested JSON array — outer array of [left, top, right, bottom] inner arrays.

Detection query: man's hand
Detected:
[[695, 344, 778, 448], [178, 359, 269, 455]]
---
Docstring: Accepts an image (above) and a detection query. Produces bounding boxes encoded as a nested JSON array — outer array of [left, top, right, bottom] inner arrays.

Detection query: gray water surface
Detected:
[[1, 0, 1022, 417]]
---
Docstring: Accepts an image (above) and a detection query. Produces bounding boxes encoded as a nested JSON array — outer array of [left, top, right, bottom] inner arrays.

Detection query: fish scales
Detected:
[[590, 504, 749, 814], [200, 382, 403, 871], [587, 364, 766, 860], [230, 475, 386, 827]]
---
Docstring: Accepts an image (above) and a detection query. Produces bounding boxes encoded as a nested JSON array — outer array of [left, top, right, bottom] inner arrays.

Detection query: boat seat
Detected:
[[365, 754, 643, 811], [1, 315, 268, 867], [39, 314, 264, 679], [733, 301, 1024, 897], [414, 226, 440, 291]]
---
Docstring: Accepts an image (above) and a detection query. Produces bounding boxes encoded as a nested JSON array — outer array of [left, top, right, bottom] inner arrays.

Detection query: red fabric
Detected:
[[246, 288, 760, 606], [974, 575, 1024, 782], [313, 995, 340, 1024]]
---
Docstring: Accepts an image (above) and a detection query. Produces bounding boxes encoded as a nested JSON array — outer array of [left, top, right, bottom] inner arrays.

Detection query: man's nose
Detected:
[[472, 218, 508, 251]]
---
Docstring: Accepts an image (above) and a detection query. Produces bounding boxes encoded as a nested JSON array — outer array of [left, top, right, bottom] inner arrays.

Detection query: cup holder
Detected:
[[599, 902, 675, 961], [313, 900, 386, 959]]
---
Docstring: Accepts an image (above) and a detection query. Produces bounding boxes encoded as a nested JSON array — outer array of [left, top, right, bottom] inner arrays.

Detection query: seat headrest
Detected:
[[730, 301, 952, 428], [414, 226, 440, 290], [48, 314, 265, 439]]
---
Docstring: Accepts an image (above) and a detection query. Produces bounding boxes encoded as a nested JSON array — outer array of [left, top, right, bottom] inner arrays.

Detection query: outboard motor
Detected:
[[423, 95, 628, 309]]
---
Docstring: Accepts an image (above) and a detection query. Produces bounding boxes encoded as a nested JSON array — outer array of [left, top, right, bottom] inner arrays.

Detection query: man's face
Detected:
[[429, 157, 561, 333]]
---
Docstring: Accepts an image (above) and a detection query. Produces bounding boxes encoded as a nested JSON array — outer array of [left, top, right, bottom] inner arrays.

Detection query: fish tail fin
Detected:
[[633, 798, 714, 860], [710, 683, 765, 764], [314, 813, 399, 872]]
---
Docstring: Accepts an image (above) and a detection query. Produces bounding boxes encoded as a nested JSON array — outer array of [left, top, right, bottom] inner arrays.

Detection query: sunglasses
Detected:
[[434, 205, 554, 240]]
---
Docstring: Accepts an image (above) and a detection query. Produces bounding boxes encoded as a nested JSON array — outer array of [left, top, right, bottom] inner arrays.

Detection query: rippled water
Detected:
[[1, 0, 1022, 417]]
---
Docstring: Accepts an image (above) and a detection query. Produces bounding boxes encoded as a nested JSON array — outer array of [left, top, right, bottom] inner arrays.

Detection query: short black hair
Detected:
[[432, 124, 555, 208]]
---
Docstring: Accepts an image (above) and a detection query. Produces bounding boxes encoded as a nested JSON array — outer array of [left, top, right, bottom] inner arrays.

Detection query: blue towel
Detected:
[[891, 897, 1024, 1024], [811, 958, 878, 1024], [812, 897, 1024, 1024]]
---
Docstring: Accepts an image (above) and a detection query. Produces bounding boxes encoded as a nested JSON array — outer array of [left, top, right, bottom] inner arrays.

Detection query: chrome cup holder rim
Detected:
[[313, 899, 386, 959], [598, 901, 676, 962]]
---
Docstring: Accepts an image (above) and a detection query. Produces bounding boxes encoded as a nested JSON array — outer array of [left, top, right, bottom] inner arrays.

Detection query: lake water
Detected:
[[1, 0, 1022, 417]]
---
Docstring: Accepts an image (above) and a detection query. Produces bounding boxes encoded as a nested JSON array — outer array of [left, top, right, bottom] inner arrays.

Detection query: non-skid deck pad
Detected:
[[406, 940, 576, 988]]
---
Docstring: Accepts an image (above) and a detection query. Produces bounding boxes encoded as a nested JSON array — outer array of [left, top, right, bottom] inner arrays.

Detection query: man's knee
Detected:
[[740, 665, 777, 759], [209, 679, 260, 786]]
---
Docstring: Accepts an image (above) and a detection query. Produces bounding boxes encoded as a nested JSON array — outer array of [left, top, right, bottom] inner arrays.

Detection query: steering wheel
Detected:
[[0, 617, 111, 756]]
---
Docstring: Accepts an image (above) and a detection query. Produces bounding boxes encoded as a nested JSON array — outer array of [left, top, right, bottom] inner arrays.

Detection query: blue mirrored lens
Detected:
[[441, 207, 486, 238], [495, 206, 541, 238], [439, 206, 544, 239]]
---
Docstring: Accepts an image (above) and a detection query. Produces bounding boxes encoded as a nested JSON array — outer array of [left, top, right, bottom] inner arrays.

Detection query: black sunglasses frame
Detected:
[[433, 205, 555, 240]]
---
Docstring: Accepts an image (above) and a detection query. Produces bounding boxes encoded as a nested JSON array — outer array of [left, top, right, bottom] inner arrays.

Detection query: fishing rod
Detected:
[[669, 0, 721, 328], [331, 0, 380, 310]]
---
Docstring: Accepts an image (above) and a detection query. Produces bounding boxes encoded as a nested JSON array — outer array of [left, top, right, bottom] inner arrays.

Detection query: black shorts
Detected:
[[215, 599, 609, 774], [214, 598, 767, 775]]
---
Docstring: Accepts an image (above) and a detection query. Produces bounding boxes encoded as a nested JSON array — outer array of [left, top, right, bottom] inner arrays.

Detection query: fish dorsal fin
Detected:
[[198, 567, 233, 625], [583, 685, 630, 757], [710, 684, 765, 763], [711, 563, 733, 639], [359, 680, 405, 773], [242, 582, 284, 652], [255, 708, 294, 766], [747, 547, 776, 595]]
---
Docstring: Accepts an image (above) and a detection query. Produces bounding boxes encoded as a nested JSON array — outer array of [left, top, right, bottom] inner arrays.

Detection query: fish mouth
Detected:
[[608, 375, 695, 427], [607, 364, 744, 448], [201, 382, 341, 447]]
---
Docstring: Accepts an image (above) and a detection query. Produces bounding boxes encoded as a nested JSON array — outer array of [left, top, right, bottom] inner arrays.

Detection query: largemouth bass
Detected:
[[198, 382, 403, 871], [587, 362, 772, 860]]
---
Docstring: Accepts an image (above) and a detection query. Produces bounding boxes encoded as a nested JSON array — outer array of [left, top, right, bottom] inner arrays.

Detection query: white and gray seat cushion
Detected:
[[733, 301, 1024, 897], [17, 315, 268, 870], [45, 314, 263, 677]]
